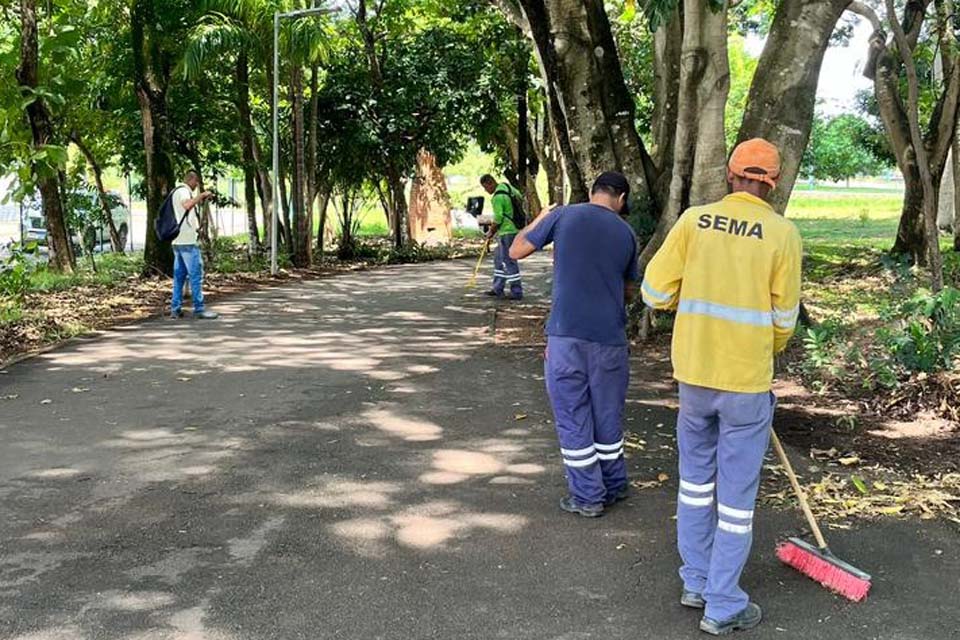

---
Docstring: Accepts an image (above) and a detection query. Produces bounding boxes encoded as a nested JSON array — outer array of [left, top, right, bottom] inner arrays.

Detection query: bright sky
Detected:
[[746, 16, 875, 116]]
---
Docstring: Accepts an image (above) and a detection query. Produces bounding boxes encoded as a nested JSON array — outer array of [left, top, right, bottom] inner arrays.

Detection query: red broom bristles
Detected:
[[777, 541, 871, 602]]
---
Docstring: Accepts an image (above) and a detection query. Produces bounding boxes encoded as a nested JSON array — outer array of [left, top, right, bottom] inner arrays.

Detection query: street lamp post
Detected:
[[271, 6, 332, 276]]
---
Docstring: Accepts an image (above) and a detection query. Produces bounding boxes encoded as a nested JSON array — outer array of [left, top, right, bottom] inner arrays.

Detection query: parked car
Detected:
[[22, 191, 130, 253]]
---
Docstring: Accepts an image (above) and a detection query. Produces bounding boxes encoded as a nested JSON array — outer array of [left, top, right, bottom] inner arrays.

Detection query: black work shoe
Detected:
[[559, 496, 604, 518], [604, 487, 630, 507], [681, 590, 706, 609], [484, 290, 503, 298], [700, 603, 762, 635], [505, 292, 523, 301], [170, 310, 184, 319]]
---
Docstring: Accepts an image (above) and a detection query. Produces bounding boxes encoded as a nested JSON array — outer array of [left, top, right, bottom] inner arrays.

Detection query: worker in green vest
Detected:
[[480, 174, 526, 300]]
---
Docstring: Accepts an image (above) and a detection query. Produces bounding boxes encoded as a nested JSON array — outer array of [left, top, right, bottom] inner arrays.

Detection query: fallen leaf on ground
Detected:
[[513, 413, 527, 421], [70, 387, 89, 393], [40, 399, 52, 405], [851, 476, 869, 494], [657, 472, 670, 483], [632, 480, 662, 490], [839, 456, 860, 466]]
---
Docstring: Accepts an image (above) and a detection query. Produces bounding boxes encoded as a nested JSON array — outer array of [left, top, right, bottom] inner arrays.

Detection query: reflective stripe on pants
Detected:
[[676, 383, 774, 622], [545, 336, 629, 506]]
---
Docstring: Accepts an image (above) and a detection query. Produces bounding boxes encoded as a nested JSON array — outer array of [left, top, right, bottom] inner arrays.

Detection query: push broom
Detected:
[[770, 428, 872, 601], [464, 239, 490, 291]]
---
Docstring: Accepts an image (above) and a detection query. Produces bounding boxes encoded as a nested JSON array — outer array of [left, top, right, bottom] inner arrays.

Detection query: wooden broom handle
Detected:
[[770, 428, 828, 549]]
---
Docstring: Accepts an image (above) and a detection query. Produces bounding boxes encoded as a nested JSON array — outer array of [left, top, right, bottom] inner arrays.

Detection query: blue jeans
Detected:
[[545, 336, 630, 506], [171, 245, 205, 313]]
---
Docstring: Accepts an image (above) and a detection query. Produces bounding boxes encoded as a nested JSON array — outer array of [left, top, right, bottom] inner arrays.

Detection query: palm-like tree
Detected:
[[182, 0, 329, 260]]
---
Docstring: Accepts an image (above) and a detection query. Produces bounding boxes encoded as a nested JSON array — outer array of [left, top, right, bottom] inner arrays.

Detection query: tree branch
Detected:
[[847, 1, 883, 33], [490, 0, 530, 34]]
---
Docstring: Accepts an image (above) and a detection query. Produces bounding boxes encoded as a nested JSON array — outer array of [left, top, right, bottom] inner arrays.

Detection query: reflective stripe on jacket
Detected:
[[642, 192, 802, 393]]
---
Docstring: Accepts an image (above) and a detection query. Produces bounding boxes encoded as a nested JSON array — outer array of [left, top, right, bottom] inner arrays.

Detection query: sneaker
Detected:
[[680, 590, 705, 609], [604, 487, 630, 507], [170, 309, 184, 319], [559, 496, 604, 518], [194, 310, 220, 320], [700, 603, 762, 636]]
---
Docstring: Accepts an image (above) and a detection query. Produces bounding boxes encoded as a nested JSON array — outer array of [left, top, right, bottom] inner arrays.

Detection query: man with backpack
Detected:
[[480, 174, 526, 300], [165, 170, 218, 320]]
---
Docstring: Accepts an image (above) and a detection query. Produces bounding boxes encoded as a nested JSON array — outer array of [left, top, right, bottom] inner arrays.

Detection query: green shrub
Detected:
[[0, 242, 39, 299], [883, 287, 960, 373]]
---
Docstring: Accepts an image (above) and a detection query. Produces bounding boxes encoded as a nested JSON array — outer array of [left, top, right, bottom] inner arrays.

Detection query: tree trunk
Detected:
[[893, 172, 929, 263], [253, 136, 273, 244], [639, 0, 730, 273], [290, 64, 310, 267], [132, 0, 175, 277], [515, 0, 656, 211], [651, 6, 682, 206], [71, 133, 124, 254], [316, 188, 331, 256], [953, 134, 960, 250], [386, 167, 407, 249], [306, 63, 320, 265], [532, 110, 564, 205], [885, 0, 944, 290], [862, 0, 956, 277], [279, 166, 293, 250], [499, 122, 544, 215], [18, 0, 73, 273], [737, 0, 851, 213], [236, 50, 261, 255]]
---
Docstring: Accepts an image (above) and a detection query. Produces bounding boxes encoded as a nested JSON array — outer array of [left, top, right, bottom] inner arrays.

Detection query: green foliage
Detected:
[[881, 288, 960, 374], [726, 34, 758, 150], [639, 0, 724, 31], [0, 241, 39, 300], [349, 239, 461, 266], [802, 114, 888, 183], [612, 2, 655, 134]]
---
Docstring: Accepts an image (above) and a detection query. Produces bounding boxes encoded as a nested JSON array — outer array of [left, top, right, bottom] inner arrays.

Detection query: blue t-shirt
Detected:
[[525, 203, 639, 345]]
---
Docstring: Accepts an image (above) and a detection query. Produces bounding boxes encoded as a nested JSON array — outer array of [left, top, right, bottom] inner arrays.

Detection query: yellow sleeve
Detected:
[[771, 223, 803, 353], [641, 212, 689, 310]]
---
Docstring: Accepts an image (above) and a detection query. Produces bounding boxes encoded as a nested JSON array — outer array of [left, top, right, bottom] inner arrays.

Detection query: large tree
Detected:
[[131, 0, 186, 276], [17, 0, 74, 272], [851, 0, 957, 277]]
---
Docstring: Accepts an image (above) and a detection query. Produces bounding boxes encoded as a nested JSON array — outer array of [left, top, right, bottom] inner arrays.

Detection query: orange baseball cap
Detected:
[[729, 138, 781, 188]]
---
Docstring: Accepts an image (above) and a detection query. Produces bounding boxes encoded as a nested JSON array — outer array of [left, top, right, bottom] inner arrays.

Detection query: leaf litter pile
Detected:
[[761, 464, 960, 527]]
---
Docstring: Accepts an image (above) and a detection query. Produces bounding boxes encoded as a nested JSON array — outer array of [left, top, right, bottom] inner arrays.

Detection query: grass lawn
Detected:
[[787, 188, 903, 252], [28, 252, 143, 293]]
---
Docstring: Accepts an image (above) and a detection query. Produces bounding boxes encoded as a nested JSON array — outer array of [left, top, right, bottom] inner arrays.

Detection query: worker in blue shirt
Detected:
[[510, 172, 639, 517]]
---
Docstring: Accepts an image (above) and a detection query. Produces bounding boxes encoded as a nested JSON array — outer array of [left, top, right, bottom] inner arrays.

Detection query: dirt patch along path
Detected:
[[0, 254, 958, 639]]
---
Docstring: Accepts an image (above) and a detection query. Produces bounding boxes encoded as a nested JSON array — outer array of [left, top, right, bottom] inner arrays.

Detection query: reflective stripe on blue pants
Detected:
[[676, 383, 774, 622], [491, 233, 522, 295], [545, 336, 629, 507]]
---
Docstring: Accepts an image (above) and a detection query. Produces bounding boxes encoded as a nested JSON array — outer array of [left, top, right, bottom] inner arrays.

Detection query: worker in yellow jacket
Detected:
[[642, 139, 802, 636]]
